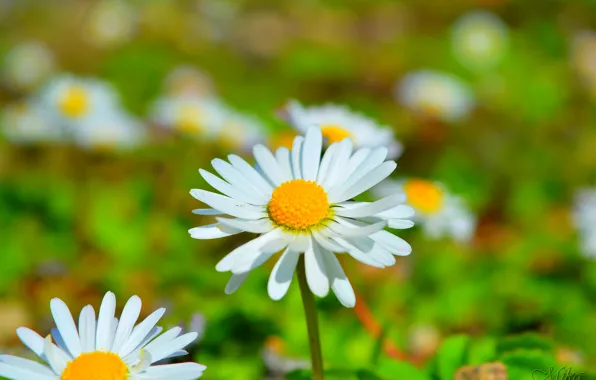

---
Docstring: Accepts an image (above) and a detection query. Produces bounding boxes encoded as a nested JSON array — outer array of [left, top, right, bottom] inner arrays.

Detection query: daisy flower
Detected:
[[572, 188, 596, 258], [39, 75, 119, 123], [396, 70, 474, 123], [73, 110, 146, 151], [0, 291, 206, 380], [151, 95, 226, 138], [373, 178, 476, 243], [283, 100, 403, 159], [451, 11, 508, 71], [2, 41, 55, 92], [85, 0, 138, 48], [163, 66, 214, 97], [1, 101, 64, 144], [215, 111, 265, 152], [189, 127, 414, 307]]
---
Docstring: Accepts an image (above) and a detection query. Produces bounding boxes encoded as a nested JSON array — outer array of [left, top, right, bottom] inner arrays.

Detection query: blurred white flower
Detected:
[[73, 110, 146, 152], [2, 41, 55, 92], [189, 127, 414, 307], [164, 66, 214, 97], [1, 101, 64, 144], [571, 31, 596, 98], [86, 0, 138, 48], [284, 100, 403, 159], [373, 178, 476, 243], [216, 111, 266, 152], [151, 95, 227, 139], [451, 11, 508, 71], [573, 188, 596, 258], [396, 70, 474, 122], [39, 75, 120, 124]]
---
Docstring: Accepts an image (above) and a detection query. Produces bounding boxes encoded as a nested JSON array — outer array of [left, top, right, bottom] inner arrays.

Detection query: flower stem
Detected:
[[297, 255, 325, 380]]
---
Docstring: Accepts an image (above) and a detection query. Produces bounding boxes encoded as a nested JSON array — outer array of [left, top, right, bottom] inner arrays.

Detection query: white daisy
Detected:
[[39, 75, 119, 123], [373, 178, 476, 243], [163, 66, 214, 97], [215, 111, 265, 152], [73, 110, 146, 151], [189, 127, 414, 307], [396, 70, 474, 122], [2, 41, 56, 92], [0, 291, 206, 380], [284, 100, 403, 159], [572, 188, 596, 259], [151, 95, 226, 138], [1, 101, 65, 144], [451, 11, 508, 71], [85, 0, 138, 48]]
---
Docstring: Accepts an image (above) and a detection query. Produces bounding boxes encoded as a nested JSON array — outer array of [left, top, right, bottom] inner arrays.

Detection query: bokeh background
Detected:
[[1, 0, 596, 379]]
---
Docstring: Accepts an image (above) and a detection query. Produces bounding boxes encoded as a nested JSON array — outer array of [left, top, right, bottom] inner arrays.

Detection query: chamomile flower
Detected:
[[189, 127, 414, 307], [572, 188, 596, 258], [39, 75, 119, 123], [373, 179, 476, 243], [2, 41, 56, 92], [86, 0, 138, 48], [0, 291, 206, 380], [396, 70, 474, 122], [284, 100, 403, 159], [451, 11, 508, 71], [1, 101, 64, 144], [164, 66, 214, 97], [215, 111, 265, 152], [72, 110, 146, 151], [151, 95, 226, 138]]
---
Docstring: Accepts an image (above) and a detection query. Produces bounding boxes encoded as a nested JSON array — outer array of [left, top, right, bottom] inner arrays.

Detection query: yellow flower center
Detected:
[[61, 351, 128, 380], [403, 179, 444, 215], [268, 179, 330, 230], [175, 105, 203, 133], [321, 124, 353, 144], [58, 85, 89, 118]]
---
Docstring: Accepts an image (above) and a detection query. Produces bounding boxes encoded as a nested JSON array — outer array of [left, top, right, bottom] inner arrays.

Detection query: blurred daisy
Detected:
[[572, 188, 596, 258], [284, 100, 403, 159], [73, 110, 146, 151], [2, 41, 55, 92], [86, 0, 138, 48], [151, 95, 226, 138], [40, 75, 119, 123], [397, 70, 474, 122], [216, 111, 265, 152], [164, 66, 214, 97], [189, 127, 414, 307], [373, 179, 476, 243], [451, 11, 508, 71], [0, 291, 206, 379], [1, 101, 64, 144], [572, 31, 596, 98]]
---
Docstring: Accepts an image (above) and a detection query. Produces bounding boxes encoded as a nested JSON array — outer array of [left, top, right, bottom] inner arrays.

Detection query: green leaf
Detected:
[[496, 333, 555, 356], [377, 358, 429, 380], [436, 335, 471, 380], [467, 337, 497, 365]]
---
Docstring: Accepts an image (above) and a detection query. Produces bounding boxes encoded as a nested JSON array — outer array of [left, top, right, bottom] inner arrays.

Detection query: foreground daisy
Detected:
[[283, 100, 403, 159], [373, 178, 476, 243], [0, 291, 206, 380], [189, 126, 414, 307], [573, 188, 596, 258]]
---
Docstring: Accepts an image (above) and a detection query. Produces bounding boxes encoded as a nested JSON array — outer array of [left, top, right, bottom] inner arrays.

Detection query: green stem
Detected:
[[297, 255, 325, 380]]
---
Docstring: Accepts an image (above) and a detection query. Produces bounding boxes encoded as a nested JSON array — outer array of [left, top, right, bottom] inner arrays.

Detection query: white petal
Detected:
[[225, 273, 249, 294], [301, 127, 322, 181], [142, 327, 181, 354], [50, 298, 82, 358], [370, 230, 412, 255], [43, 336, 68, 375], [216, 228, 286, 272], [327, 147, 370, 194], [331, 161, 396, 203], [388, 219, 415, 229], [291, 136, 304, 179], [120, 308, 166, 357], [0, 361, 56, 380], [267, 249, 300, 300], [16, 328, 45, 360], [320, 139, 353, 190], [136, 363, 206, 380], [199, 169, 265, 205], [376, 204, 414, 219], [0, 356, 55, 376], [191, 208, 224, 216], [96, 291, 116, 351], [320, 251, 356, 308], [146, 332, 198, 363], [275, 147, 293, 182], [315, 142, 337, 185], [332, 237, 386, 268], [227, 154, 273, 195], [328, 219, 387, 237], [333, 147, 387, 196], [305, 240, 330, 297], [253, 145, 285, 186], [230, 231, 290, 274], [190, 189, 265, 219], [215, 217, 274, 234], [189, 223, 242, 240], [335, 195, 405, 218], [111, 295, 142, 354], [288, 233, 309, 252], [78, 305, 96, 353], [212, 158, 269, 200], [348, 237, 396, 266], [312, 231, 345, 252]]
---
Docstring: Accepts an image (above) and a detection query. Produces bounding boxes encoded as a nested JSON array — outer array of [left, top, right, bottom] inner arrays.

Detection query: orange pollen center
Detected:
[[268, 179, 330, 230], [321, 124, 353, 144], [404, 179, 444, 215], [61, 351, 128, 380], [176, 105, 203, 133], [58, 85, 89, 118]]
